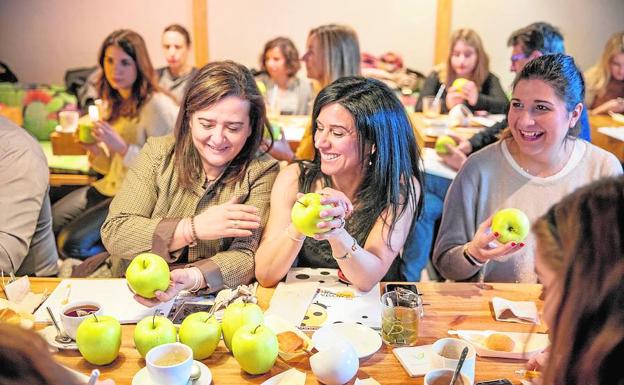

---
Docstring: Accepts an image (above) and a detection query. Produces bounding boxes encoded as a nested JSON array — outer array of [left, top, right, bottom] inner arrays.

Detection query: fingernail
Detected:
[[320, 211, 327, 217], [520, 242, 525, 247], [511, 242, 517, 247], [493, 232, 500, 237]]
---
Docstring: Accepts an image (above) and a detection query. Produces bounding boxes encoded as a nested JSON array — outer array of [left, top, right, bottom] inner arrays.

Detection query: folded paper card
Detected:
[[491, 296, 539, 324]]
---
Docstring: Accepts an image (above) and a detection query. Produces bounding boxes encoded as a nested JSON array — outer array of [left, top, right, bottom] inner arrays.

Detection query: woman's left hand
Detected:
[[461, 81, 479, 106], [133, 268, 195, 307], [312, 187, 353, 239], [92, 120, 128, 155]]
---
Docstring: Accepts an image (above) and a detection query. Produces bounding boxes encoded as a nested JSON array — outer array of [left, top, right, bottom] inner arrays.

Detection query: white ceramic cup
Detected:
[[146, 342, 193, 385], [309, 340, 359, 385], [431, 338, 476, 383], [58, 110, 79, 132], [60, 300, 103, 340], [424, 368, 472, 385]]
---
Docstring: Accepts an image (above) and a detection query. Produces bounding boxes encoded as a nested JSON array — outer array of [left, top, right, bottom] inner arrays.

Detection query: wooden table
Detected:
[[11, 278, 545, 385], [410, 113, 484, 149], [589, 114, 624, 163]]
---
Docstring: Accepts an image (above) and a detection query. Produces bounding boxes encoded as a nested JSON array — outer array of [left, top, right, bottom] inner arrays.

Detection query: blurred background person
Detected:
[[584, 31, 624, 115], [532, 176, 624, 385], [157, 24, 197, 104], [433, 54, 622, 283], [416, 28, 508, 114], [53, 29, 178, 261]]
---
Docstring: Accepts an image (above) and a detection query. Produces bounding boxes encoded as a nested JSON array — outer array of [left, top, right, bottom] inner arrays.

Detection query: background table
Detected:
[[589, 115, 624, 163], [16, 279, 545, 384]]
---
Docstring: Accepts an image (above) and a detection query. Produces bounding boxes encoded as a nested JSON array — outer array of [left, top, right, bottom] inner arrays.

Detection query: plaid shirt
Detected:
[[101, 135, 279, 291]]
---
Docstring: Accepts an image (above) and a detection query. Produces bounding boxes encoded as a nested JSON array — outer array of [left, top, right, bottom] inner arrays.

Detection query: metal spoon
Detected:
[[46, 306, 72, 344], [187, 363, 201, 384], [449, 346, 469, 385]]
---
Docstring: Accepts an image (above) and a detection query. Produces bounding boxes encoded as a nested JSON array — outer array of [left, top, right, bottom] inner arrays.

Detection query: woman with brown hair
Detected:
[[416, 28, 508, 114], [53, 29, 178, 261], [102, 61, 279, 305], [532, 176, 624, 385], [584, 31, 624, 115], [256, 36, 313, 116], [157, 24, 198, 104], [0, 324, 115, 384]]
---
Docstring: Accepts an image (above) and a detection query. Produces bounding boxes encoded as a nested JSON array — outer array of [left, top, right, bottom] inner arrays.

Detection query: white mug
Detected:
[[146, 343, 193, 385], [60, 300, 103, 340], [425, 368, 472, 385], [431, 338, 476, 383]]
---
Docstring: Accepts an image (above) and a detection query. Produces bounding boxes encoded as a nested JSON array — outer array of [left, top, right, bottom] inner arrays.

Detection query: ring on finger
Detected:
[[336, 217, 346, 229]]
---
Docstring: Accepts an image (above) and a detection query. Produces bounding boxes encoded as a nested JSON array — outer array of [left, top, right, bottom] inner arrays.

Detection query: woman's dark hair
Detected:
[[0, 324, 81, 385], [260, 37, 301, 78], [163, 24, 191, 46], [302, 76, 423, 247], [97, 29, 160, 122], [512, 53, 585, 136], [174, 60, 270, 188], [533, 176, 624, 385]]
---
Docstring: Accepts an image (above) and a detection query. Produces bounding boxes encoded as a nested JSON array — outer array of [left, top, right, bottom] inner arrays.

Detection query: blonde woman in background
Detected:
[[416, 28, 508, 114], [296, 24, 361, 160], [585, 31, 624, 115]]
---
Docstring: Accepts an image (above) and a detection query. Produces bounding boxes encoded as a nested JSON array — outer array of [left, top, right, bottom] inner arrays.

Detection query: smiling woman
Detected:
[[101, 61, 279, 305], [432, 54, 622, 283]]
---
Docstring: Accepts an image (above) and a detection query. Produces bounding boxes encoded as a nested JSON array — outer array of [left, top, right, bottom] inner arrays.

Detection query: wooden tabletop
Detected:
[[589, 114, 624, 162], [8, 278, 546, 385]]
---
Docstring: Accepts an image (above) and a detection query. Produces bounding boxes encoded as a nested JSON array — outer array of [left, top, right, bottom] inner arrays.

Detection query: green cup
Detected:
[[78, 121, 95, 144]]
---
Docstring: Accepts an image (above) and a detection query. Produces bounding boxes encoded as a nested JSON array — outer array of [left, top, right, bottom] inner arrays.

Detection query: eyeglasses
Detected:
[[510, 53, 528, 63]]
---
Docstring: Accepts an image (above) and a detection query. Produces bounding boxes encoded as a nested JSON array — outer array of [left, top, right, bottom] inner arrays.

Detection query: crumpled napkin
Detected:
[[492, 296, 540, 324]]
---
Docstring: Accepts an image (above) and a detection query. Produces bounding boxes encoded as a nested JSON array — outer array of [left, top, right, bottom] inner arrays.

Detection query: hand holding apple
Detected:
[[491, 208, 530, 244], [134, 313, 177, 358], [466, 216, 525, 263], [76, 314, 122, 365], [221, 301, 264, 351], [133, 268, 200, 308], [232, 324, 278, 375], [291, 192, 335, 237], [435, 135, 457, 155], [126, 252, 170, 299], [179, 312, 221, 359], [451, 78, 469, 92]]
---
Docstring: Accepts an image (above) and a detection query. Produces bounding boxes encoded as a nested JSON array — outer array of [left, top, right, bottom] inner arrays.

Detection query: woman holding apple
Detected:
[[432, 54, 622, 283], [52, 29, 178, 261], [102, 61, 279, 305], [415, 28, 508, 114], [255, 76, 423, 292]]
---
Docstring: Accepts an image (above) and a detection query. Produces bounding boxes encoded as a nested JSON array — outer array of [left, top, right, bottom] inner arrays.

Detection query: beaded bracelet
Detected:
[[189, 216, 198, 247]]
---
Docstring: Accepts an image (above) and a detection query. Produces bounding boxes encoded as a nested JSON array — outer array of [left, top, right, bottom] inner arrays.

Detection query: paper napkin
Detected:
[[492, 296, 540, 324]]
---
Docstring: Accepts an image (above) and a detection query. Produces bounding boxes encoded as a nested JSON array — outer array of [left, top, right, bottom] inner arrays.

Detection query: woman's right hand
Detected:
[[466, 216, 524, 263], [445, 86, 465, 110], [193, 197, 261, 240]]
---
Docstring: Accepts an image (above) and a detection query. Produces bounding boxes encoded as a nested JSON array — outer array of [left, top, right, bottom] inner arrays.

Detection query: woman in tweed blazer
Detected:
[[101, 61, 279, 305]]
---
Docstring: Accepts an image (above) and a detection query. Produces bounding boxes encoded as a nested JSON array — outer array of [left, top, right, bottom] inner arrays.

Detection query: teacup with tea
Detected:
[[146, 342, 193, 385], [60, 300, 103, 340]]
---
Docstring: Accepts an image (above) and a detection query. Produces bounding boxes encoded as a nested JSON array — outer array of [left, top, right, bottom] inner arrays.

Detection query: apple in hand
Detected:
[[179, 312, 221, 359], [126, 252, 170, 299], [76, 314, 122, 365], [221, 302, 264, 351], [491, 208, 530, 244], [290, 192, 334, 237], [452, 77, 469, 92], [435, 135, 457, 155], [232, 324, 278, 375], [133, 315, 177, 358]]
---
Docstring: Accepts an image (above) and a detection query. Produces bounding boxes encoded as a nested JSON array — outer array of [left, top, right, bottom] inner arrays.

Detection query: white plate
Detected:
[[312, 322, 382, 359], [131, 360, 212, 385], [260, 368, 306, 385], [449, 329, 549, 360], [39, 325, 78, 350], [609, 111, 624, 123]]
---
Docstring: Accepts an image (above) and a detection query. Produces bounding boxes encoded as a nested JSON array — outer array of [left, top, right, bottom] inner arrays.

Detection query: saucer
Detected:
[[39, 325, 78, 350], [312, 322, 382, 359], [131, 360, 212, 385]]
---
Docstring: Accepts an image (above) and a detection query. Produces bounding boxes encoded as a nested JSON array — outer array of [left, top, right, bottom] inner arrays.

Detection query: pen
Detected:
[[86, 369, 100, 385]]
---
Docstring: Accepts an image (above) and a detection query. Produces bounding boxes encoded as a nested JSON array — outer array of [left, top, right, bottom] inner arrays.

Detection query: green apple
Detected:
[[452, 77, 469, 92], [290, 192, 334, 237], [491, 208, 530, 244], [232, 324, 278, 375], [435, 135, 457, 155], [179, 312, 221, 359], [125, 252, 170, 299], [76, 315, 122, 365], [221, 302, 264, 351], [133, 315, 177, 358]]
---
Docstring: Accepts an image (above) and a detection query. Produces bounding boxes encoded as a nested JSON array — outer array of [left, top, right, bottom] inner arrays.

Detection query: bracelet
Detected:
[[285, 225, 305, 242], [188, 267, 203, 292], [334, 236, 358, 260], [189, 216, 198, 247], [463, 244, 484, 266]]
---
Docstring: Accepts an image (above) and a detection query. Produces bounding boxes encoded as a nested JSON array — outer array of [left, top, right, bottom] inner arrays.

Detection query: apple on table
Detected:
[[232, 324, 279, 375], [491, 208, 530, 244], [221, 301, 264, 351], [291, 192, 334, 237], [125, 252, 170, 299], [76, 314, 122, 365], [134, 314, 177, 358], [179, 312, 221, 360]]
